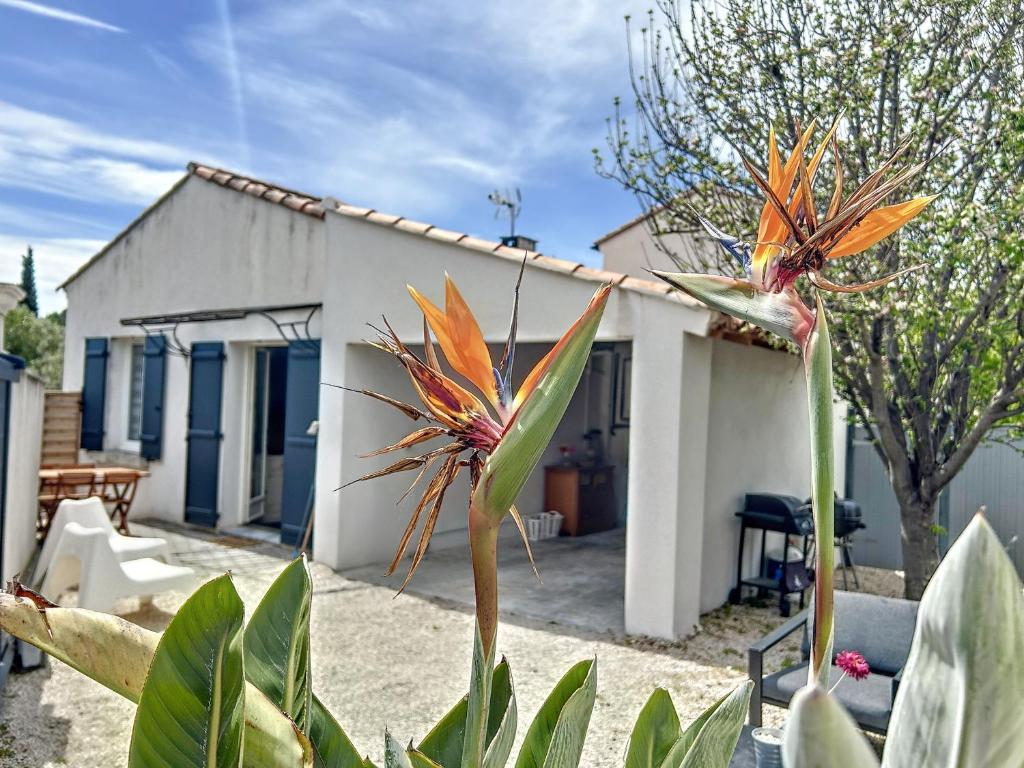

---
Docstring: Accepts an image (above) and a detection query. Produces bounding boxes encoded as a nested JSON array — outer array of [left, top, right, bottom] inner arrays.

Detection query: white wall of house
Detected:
[[58, 172, 848, 642], [4, 370, 44, 579], [61, 177, 325, 528], [597, 215, 716, 278], [700, 340, 808, 611]]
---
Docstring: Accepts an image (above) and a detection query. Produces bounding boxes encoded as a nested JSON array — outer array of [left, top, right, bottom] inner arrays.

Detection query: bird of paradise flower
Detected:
[[338, 262, 610, 617], [656, 118, 935, 689]]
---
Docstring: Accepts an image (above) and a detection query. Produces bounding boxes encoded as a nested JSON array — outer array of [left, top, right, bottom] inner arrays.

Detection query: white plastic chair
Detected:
[[33, 497, 171, 586], [41, 522, 198, 613]]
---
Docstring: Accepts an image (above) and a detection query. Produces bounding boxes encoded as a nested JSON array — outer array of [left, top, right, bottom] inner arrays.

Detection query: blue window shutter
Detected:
[[139, 335, 167, 460], [184, 342, 225, 527], [80, 338, 108, 450], [280, 340, 320, 546]]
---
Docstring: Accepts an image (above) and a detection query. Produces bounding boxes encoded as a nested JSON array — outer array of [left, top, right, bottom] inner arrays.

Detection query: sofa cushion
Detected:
[[762, 661, 893, 732], [800, 591, 918, 675]]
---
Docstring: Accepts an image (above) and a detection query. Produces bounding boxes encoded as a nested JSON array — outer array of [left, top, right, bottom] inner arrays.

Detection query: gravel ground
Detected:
[[0, 525, 904, 767]]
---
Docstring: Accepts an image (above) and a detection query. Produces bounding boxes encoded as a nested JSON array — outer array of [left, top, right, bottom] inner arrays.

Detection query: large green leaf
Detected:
[[472, 285, 609, 521], [244, 556, 365, 767], [483, 659, 517, 768], [675, 681, 751, 768], [416, 654, 516, 768], [311, 696, 372, 768], [128, 574, 246, 768], [0, 592, 313, 768], [384, 730, 415, 768], [245, 557, 314, 731], [406, 752, 443, 768], [624, 688, 682, 768], [416, 693, 468, 768], [781, 685, 879, 768], [882, 514, 1024, 768], [461, 622, 493, 766], [652, 272, 814, 345], [803, 295, 834, 687], [515, 659, 597, 768]]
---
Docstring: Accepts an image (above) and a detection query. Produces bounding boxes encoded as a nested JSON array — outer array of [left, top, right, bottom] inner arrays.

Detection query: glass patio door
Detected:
[[248, 348, 270, 522]]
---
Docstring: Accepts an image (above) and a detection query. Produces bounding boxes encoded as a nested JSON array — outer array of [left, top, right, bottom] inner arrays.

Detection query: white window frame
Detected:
[[123, 341, 145, 452]]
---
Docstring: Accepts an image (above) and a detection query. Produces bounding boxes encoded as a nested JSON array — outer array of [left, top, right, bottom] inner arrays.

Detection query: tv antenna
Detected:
[[488, 188, 522, 240]]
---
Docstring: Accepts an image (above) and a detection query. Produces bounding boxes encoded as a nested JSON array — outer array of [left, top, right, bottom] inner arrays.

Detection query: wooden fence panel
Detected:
[[42, 391, 81, 468]]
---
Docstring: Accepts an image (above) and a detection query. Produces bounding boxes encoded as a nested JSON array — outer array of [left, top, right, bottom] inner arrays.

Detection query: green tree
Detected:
[[597, 0, 1024, 598], [4, 305, 64, 388], [19, 245, 38, 316]]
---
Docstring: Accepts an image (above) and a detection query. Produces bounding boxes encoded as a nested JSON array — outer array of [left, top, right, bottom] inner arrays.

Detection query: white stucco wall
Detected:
[[597, 216, 716, 278], [5, 371, 44, 579], [64, 177, 325, 389], [699, 340, 807, 612], [61, 177, 325, 528]]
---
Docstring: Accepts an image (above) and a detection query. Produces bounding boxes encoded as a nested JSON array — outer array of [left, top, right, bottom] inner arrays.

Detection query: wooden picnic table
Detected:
[[38, 466, 150, 537]]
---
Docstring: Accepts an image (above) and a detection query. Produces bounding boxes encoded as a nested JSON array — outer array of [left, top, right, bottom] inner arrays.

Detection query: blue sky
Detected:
[[0, 0, 651, 315]]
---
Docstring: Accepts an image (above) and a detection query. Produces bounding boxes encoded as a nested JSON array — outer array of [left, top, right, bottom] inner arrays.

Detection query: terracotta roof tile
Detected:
[[334, 203, 373, 219], [531, 254, 583, 274], [364, 211, 403, 227], [393, 218, 435, 236], [425, 228, 469, 244], [492, 245, 534, 263], [570, 266, 628, 285], [455, 235, 500, 253], [188, 163, 325, 220]]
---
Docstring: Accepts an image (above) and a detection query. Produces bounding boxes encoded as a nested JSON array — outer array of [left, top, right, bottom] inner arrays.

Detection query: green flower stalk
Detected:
[[657, 118, 933, 688], [346, 266, 610, 656]]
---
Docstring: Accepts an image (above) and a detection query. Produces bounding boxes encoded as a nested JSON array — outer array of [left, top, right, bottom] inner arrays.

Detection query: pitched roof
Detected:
[[61, 163, 700, 308], [189, 163, 325, 219]]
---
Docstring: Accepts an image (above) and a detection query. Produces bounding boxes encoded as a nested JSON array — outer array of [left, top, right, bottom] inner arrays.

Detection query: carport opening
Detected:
[[343, 340, 632, 636]]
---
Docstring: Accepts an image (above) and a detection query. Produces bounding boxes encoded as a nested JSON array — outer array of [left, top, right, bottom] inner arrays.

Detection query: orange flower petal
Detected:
[[753, 120, 818, 270], [408, 284, 456, 359], [828, 196, 936, 259], [408, 282, 500, 411], [444, 276, 501, 409]]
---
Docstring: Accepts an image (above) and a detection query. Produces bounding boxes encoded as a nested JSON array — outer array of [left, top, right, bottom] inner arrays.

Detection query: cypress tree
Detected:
[[20, 245, 38, 316]]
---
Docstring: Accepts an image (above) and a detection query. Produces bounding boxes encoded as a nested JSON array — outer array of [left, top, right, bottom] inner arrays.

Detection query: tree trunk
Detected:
[[899, 496, 940, 600]]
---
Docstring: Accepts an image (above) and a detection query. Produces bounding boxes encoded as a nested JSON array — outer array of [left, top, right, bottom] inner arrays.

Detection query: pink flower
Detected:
[[835, 650, 870, 681]]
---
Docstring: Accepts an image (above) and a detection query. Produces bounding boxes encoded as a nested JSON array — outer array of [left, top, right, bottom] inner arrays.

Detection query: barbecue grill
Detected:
[[730, 493, 814, 616]]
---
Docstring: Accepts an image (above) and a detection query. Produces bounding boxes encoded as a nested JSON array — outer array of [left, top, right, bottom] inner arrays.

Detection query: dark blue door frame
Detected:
[[184, 342, 225, 527], [280, 340, 320, 546]]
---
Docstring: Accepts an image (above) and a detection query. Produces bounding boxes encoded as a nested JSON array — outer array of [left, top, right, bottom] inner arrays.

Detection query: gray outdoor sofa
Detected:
[[747, 591, 919, 734]]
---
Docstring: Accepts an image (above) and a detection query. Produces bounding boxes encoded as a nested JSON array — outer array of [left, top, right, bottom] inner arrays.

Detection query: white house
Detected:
[[60, 164, 841, 639]]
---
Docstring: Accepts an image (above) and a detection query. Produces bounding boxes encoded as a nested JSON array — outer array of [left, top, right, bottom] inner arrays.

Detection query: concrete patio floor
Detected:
[[342, 526, 627, 635]]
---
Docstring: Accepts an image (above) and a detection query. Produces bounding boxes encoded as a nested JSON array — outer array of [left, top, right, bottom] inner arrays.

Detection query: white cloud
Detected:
[[0, 0, 124, 33], [0, 100, 188, 205], [185, 0, 648, 216], [0, 235, 105, 315]]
